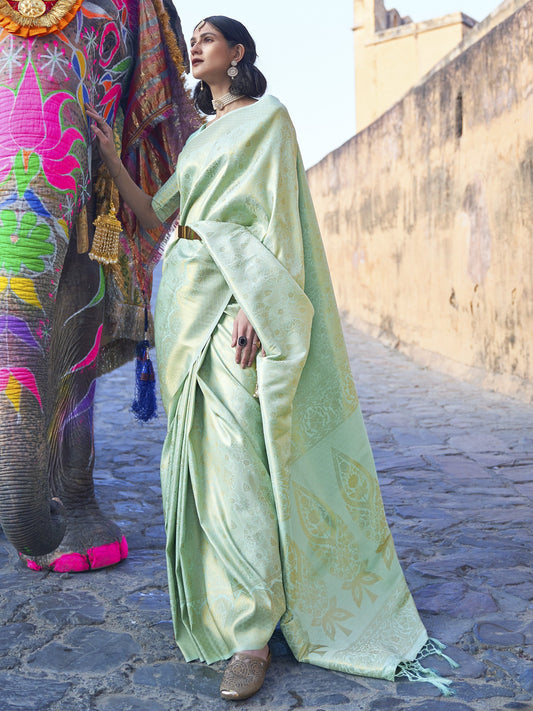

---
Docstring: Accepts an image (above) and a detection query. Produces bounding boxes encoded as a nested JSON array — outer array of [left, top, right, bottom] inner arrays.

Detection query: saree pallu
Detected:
[[153, 96, 446, 686]]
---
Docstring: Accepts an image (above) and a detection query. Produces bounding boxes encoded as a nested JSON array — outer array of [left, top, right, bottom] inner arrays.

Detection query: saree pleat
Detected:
[[159, 290, 286, 663], [153, 96, 438, 682]]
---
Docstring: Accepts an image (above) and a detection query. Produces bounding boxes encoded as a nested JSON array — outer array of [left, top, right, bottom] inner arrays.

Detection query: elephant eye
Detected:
[[103, 34, 115, 53], [99, 22, 120, 67]]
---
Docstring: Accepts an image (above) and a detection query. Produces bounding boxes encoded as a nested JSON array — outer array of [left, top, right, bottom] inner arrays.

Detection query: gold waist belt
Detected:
[[177, 225, 201, 241]]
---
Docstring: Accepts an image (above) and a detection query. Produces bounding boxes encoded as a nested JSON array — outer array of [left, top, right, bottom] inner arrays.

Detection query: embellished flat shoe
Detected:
[[220, 650, 271, 701]]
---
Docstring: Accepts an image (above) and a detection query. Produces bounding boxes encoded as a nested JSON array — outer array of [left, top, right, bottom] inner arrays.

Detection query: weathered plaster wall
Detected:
[[309, 1, 533, 401], [354, 0, 475, 131], [423, 0, 528, 83]]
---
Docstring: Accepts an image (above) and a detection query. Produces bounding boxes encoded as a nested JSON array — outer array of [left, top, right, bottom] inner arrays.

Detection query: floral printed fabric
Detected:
[[153, 96, 428, 678]]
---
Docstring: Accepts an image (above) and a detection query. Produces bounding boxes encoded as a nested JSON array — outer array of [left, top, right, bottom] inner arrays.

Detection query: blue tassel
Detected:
[[131, 325, 157, 423]]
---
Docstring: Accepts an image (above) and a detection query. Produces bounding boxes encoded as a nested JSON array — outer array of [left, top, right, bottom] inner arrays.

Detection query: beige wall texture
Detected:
[[424, 0, 529, 84], [308, 1, 533, 401], [354, 0, 476, 131]]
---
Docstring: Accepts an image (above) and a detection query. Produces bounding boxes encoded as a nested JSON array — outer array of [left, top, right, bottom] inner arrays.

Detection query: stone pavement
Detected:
[[1, 319, 532, 710]]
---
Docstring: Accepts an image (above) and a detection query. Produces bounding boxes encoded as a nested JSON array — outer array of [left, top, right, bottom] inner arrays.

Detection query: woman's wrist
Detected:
[[110, 160, 122, 180]]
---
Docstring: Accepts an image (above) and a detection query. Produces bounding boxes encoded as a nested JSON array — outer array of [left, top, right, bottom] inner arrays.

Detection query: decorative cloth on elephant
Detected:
[[151, 96, 456, 692], [119, 0, 201, 299], [97, 0, 201, 376]]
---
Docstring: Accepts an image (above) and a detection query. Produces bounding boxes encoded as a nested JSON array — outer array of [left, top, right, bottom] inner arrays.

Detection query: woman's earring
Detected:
[[227, 60, 239, 79], [200, 80, 204, 91]]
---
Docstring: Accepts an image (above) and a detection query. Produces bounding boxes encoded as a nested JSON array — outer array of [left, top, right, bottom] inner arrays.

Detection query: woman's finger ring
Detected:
[[238, 336, 247, 347], [253, 341, 261, 349]]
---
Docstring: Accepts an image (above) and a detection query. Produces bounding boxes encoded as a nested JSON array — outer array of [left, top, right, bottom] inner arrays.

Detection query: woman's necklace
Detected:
[[212, 92, 244, 111]]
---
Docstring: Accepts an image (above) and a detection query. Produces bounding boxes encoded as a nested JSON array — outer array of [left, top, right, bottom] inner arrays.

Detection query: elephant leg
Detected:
[[20, 238, 127, 572]]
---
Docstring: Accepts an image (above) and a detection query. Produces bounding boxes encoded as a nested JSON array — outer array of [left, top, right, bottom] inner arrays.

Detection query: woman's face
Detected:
[[190, 22, 241, 84]]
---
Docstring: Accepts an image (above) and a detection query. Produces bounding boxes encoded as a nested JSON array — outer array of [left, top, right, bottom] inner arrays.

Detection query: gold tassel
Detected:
[[89, 200, 122, 265], [76, 204, 89, 254]]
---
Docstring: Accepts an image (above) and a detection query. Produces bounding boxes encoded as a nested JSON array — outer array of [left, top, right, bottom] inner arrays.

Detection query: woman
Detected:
[[88, 15, 454, 702]]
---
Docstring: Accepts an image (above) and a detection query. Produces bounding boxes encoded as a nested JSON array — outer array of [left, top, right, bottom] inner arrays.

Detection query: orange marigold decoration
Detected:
[[0, 0, 83, 37]]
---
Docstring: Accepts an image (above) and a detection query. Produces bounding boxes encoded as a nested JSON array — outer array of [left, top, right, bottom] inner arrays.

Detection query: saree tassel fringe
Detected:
[[131, 305, 157, 422], [394, 638, 459, 696]]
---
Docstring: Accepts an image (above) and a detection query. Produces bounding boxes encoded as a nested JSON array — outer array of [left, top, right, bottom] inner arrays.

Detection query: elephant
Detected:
[[0, 0, 200, 571]]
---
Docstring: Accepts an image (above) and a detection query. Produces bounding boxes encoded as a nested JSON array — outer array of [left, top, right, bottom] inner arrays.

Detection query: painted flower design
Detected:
[[0, 209, 54, 274], [0, 58, 84, 193], [0, 366, 42, 412]]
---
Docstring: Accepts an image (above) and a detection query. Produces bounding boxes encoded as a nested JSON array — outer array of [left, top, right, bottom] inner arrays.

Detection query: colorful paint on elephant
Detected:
[[0, 0, 200, 571], [0, 0, 135, 574], [0, 55, 84, 195], [0, 363, 41, 412], [0, 1, 135, 225], [0, 0, 136, 417]]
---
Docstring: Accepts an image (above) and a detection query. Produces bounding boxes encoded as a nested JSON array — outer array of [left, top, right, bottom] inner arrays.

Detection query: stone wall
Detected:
[[308, 1, 533, 401]]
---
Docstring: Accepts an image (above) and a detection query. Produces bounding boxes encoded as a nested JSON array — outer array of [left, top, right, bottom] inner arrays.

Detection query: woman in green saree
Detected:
[[88, 15, 455, 702]]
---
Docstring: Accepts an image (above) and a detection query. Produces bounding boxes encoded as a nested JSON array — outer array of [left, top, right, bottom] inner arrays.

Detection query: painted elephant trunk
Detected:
[[0, 328, 69, 557], [0, 485, 66, 557]]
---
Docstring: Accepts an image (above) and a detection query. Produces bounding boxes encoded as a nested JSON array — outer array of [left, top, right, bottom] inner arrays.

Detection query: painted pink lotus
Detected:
[[0, 58, 84, 193]]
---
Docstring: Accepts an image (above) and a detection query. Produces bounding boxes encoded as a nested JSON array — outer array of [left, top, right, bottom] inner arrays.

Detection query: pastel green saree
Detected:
[[152, 96, 450, 688]]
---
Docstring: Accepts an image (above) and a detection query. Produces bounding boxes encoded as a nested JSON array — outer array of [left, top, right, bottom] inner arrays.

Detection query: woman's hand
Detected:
[[231, 308, 264, 369], [86, 103, 121, 175], [84, 103, 162, 231]]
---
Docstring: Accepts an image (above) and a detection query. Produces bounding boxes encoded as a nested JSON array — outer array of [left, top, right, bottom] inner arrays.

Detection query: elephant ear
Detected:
[[119, 0, 201, 300]]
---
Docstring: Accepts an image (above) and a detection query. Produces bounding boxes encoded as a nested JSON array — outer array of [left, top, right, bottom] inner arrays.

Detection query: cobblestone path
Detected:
[[0, 321, 532, 710]]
